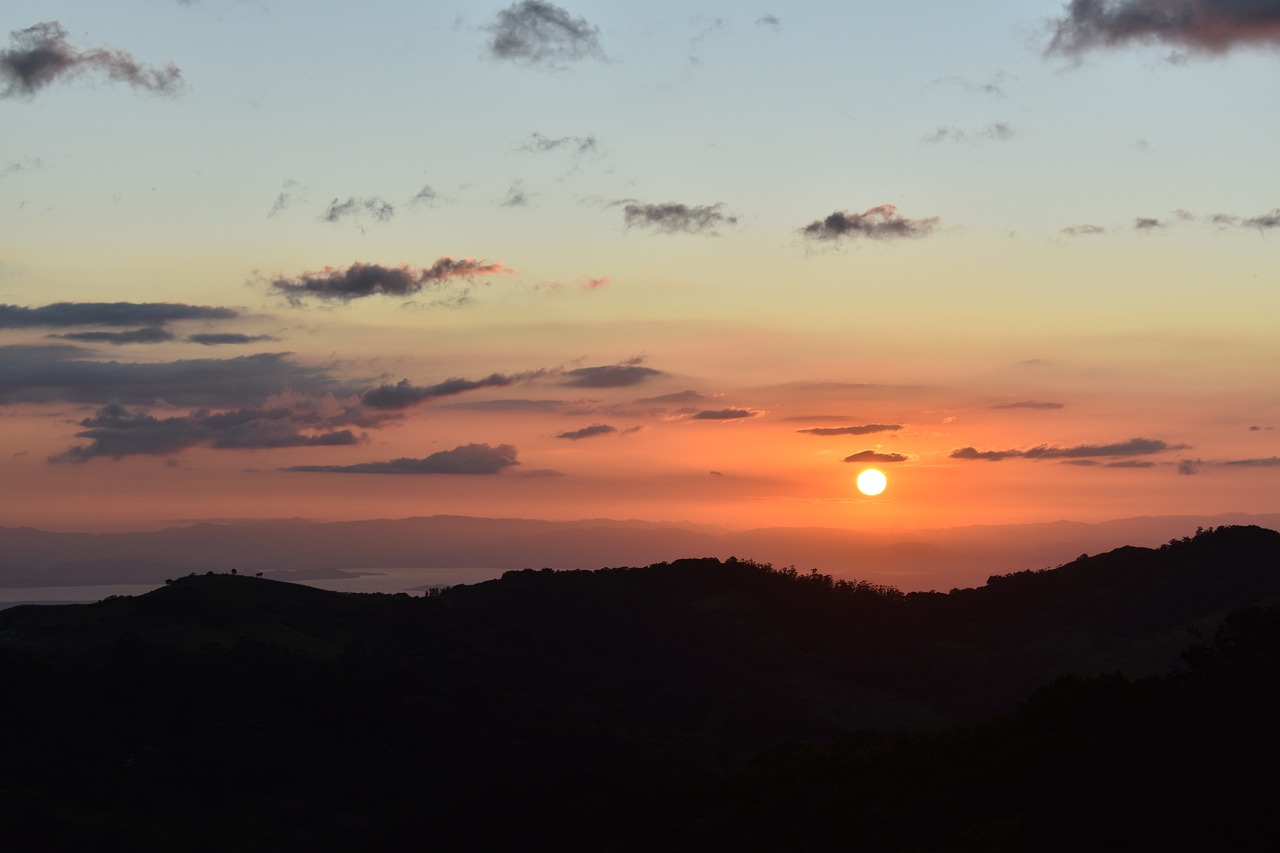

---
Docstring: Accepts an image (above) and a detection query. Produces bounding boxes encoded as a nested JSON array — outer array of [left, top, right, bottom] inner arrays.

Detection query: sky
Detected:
[[2, 1, 1279, 533]]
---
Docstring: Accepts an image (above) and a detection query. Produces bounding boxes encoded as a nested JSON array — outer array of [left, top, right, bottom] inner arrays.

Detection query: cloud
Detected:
[[265, 260, 511, 304], [268, 179, 304, 217], [49, 400, 366, 462], [1062, 224, 1106, 236], [952, 437, 1185, 461], [519, 132, 598, 154], [1, 21, 183, 99], [561, 362, 665, 388], [581, 276, 610, 290], [409, 185, 438, 207], [950, 446, 1024, 461], [756, 14, 782, 28], [800, 205, 940, 242], [322, 196, 394, 224], [285, 443, 519, 475], [362, 372, 545, 410], [443, 398, 567, 413], [621, 202, 737, 236], [1242, 209, 1280, 230], [0, 345, 351, 407], [501, 180, 530, 207], [924, 123, 1014, 143], [186, 333, 277, 346], [1134, 217, 1164, 230], [925, 72, 1013, 97], [691, 408, 758, 420], [1178, 458, 1202, 475], [1104, 460, 1155, 468], [843, 450, 909, 463], [796, 423, 903, 436], [486, 2, 605, 66], [556, 423, 616, 440], [0, 301, 239, 328], [1046, 0, 1280, 56], [49, 327, 175, 345], [1222, 456, 1280, 467], [990, 401, 1065, 410]]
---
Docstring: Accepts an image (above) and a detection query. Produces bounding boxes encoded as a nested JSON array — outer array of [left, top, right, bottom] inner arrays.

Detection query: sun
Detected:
[[856, 468, 887, 496]]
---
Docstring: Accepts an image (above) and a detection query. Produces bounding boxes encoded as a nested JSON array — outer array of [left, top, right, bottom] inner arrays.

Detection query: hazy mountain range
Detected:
[[4, 511, 1280, 592]]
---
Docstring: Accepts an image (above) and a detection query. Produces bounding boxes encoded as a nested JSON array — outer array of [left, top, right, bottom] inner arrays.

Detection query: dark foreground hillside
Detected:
[[1, 525, 1278, 850]]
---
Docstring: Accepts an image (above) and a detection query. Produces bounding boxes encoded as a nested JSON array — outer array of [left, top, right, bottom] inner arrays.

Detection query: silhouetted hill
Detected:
[[1, 525, 1277, 850]]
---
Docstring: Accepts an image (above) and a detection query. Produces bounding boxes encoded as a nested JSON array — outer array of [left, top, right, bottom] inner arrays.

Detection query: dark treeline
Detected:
[[1, 525, 1277, 850]]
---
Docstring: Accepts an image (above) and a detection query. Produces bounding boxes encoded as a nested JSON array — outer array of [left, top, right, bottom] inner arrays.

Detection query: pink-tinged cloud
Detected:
[[266, 259, 512, 304], [1047, 1, 1280, 56], [582, 276, 610, 290], [800, 204, 939, 241], [556, 423, 616, 440]]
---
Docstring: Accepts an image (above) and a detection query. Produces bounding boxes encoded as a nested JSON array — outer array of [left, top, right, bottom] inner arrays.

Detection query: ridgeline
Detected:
[[2, 525, 1278, 850]]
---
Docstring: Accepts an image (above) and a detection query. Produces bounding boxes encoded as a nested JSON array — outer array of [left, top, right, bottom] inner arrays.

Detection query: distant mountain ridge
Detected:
[[4, 510, 1280, 592]]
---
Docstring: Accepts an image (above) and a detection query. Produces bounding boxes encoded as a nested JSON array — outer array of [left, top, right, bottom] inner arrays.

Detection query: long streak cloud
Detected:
[[2, 21, 182, 98]]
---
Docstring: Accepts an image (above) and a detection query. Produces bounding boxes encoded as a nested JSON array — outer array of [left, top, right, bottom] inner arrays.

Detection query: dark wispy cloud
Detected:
[[1134, 216, 1164, 230], [925, 72, 1012, 97], [621, 202, 737, 236], [0, 301, 238, 329], [1242, 209, 1280, 230], [0, 345, 350, 407], [691, 408, 758, 421], [561, 361, 666, 388], [1222, 456, 1280, 467], [843, 450, 909, 463], [322, 196, 395, 225], [362, 371, 545, 410], [49, 400, 365, 462], [556, 423, 616, 440], [1062, 224, 1106, 236], [1, 21, 183, 99], [409, 185, 438, 207], [797, 423, 903, 436], [800, 205, 940, 242], [519, 132, 598, 155], [486, 2, 605, 66], [990, 401, 1065, 410], [265, 259, 511, 305], [924, 123, 1014, 143], [285, 443, 519, 475], [952, 437, 1185, 461], [186, 333, 277, 346], [1046, 0, 1280, 56], [756, 14, 782, 28], [1, 156, 44, 179], [501, 180, 530, 207], [268, 179, 304, 217], [1178, 458, 1202, 475], [50, 327, 174, 345], [443, 398, 567, 413]]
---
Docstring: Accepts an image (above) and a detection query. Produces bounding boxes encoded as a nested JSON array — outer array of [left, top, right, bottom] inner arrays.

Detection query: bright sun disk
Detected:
[[856, 468, 887, 496]]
